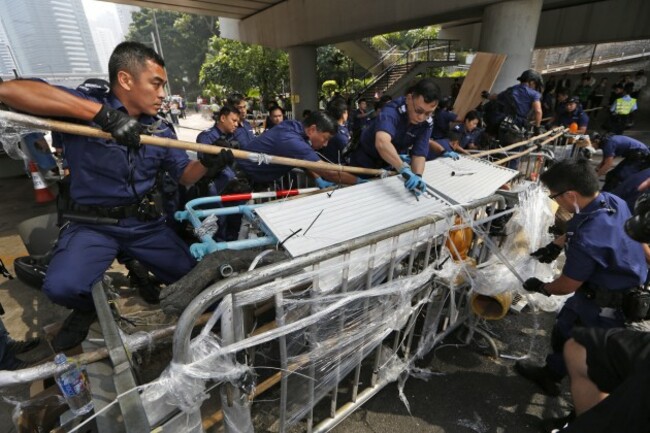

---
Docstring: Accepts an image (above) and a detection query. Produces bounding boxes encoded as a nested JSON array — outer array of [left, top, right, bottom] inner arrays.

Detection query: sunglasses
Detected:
[[549, 190, 568, 200]]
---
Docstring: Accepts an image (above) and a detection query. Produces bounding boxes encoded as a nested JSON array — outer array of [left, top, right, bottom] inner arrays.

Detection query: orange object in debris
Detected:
[[29, 161, 56, 203], [446, 216, 474, 261], [569, 122, 578, 134]]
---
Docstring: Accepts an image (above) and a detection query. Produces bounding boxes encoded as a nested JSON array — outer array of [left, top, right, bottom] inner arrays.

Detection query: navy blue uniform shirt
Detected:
[[319, 124, 350, 164], [58, 87, 188, 206], [196, 126, 237, 194], [351, 97, 433, 169], [557, 106, 590, 129], [237, 120, 320, 183], [431, 109, 458, 140], [426, 138, 452, 161], [500, 83, 541, 121], [611, 167, 650, 212], [601, 135, 649, 158], [457, 125, 484, 149], [233, 119, 255, 149], [563, 192, 647, 291]]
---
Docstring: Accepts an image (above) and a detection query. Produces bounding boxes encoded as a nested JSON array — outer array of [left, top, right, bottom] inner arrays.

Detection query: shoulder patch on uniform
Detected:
[[398, 104, 407, 114]]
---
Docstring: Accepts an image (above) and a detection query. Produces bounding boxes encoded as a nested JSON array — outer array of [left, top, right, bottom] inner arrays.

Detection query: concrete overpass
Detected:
[[100, 0, 650, 115]]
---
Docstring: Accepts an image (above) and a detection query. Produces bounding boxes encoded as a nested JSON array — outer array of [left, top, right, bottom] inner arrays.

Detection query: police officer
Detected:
[[238, 111, 363, 189], [554, 96, 589, 134], [194, 104, 243, 241], [608, 82, 637, 134], [588, 132, 650, 191], [453, 111, 484, 153], [349, 79, 439, 196], [515, 159, 647, 397], [0, 42, 226, 350], [430, 97, 458, 140], [485, 69, 543, 138], [322, 97, 351, 164], [227, 92, 256, 148]]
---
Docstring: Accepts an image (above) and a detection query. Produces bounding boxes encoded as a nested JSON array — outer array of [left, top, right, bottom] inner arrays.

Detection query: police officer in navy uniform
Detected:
[[430, 97, 458, 140], [349, 79, 439, 196], [515, 159, 647, 397], [322, 97, 351, 164], [195, 104, 250, 241], [0, 42, 229, 351], [227, 92, 256, 148], [485, 69, 543, 138], [588, 132, 650, 192], [554, 96, 589, 134], [238, 111, 363, 189]]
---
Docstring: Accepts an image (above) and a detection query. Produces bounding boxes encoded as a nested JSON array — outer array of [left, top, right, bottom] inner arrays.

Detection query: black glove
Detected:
[[523, 277, 550, 296], [93, 105, 142, 149], [530, 242, 562, 263], [200, 149, 235, 178]]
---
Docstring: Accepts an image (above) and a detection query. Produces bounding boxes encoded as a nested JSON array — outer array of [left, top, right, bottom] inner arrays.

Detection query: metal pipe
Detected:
[[172, 194, 506, 365]]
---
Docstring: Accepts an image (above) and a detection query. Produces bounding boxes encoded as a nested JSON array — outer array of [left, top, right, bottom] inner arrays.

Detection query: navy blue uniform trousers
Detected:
[[43, 217, 195, 311]]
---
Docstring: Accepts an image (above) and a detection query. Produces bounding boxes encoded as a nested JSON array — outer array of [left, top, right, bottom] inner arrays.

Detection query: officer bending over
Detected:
[[588, 132, 650, 191], [0, 41, 224, 351], [237, 111, 363, 189], [349, 78, 439, 196], [515, 159, 647, 397]]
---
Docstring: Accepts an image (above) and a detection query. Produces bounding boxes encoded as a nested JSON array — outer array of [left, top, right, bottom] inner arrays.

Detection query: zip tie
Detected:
[[379, 169, 390, 179], [253, 153, 273, 165]]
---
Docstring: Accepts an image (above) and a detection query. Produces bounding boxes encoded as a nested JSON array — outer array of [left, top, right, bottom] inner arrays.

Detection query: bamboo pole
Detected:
[[0, 110, 389, 177], [494, 130, 565, 165], [471, 127, 565, 158]]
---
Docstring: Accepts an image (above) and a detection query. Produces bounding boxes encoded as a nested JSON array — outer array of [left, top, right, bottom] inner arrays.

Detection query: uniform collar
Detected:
[[105, 92, 157, 125]]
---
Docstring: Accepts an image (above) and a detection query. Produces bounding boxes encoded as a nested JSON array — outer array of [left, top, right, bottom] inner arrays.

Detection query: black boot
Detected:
[[7, 336, 41, 354], [52, 309, 97, 351], [125, 259, 160, 304], [514, 360, 561, 396]]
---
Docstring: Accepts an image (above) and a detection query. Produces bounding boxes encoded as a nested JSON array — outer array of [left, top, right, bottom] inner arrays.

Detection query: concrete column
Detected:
[[288, 45, 318, 119], [479, 0, 543, 93]]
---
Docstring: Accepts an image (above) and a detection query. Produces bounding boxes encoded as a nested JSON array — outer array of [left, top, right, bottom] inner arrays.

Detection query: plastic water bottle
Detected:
[[54, 353, 94, 416]]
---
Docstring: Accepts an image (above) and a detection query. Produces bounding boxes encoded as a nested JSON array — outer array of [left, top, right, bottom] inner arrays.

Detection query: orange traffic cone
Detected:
[[28, 161, 56, 203]]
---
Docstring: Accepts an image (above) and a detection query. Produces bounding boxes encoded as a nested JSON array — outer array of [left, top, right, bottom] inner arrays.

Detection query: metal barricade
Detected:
[[165, 194, 507, 433]]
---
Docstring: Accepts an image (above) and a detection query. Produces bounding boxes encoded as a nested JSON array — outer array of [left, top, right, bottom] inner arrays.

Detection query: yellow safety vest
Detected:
[[615, 97, 637, 115]]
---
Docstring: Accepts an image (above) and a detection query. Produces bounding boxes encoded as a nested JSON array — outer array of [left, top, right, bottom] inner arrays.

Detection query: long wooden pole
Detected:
[[471, 127, 565, 158], [0, 110, 389, 177]]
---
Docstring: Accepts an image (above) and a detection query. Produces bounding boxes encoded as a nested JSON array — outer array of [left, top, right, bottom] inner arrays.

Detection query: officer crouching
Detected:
[[514, 159, 648, 397]]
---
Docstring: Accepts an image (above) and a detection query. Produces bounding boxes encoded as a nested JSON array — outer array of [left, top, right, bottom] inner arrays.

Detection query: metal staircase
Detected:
[[357, 39, 460, 100]]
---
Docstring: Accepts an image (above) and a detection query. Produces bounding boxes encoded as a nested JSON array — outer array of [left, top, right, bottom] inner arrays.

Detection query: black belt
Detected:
[[70, 202, 140, 219], [578, 284, 631, 309]]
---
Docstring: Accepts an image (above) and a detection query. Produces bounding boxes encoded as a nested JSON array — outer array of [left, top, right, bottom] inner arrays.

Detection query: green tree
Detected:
[[200, 36, 289, 105], [126, 9, 218, 100], [369, 26, 439, 51]]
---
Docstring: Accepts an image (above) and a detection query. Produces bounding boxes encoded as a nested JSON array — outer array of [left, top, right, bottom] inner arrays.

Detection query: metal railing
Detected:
[[356, 39, 459, 99], [169, 193, 507, 433]]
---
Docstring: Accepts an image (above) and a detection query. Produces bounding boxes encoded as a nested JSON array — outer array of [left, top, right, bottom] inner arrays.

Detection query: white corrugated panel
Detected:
[[255, 156, 517, 257]]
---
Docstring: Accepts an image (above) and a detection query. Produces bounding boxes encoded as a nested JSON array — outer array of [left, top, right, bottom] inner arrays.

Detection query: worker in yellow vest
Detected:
[[609, 82, 637, 134]]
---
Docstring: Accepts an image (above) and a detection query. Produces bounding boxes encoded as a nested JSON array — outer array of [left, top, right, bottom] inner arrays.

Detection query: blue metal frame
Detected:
[[175, 196, 278, 260]]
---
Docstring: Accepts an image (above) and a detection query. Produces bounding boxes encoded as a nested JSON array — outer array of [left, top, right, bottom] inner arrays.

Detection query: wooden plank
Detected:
[[453, 52, 507, 121]]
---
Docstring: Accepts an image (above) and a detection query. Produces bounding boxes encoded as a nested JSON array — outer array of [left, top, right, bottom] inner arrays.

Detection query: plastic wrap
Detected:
[[0, 116, 45, 160], [194, 214, 220, 239], [468, 183, 567, 312]]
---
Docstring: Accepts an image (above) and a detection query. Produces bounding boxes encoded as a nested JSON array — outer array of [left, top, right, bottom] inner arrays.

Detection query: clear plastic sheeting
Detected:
[[0, 116, 45, 160], [144, 333, 253, 414], [470, 183, 566, 312], [194, 214, 220, 239]]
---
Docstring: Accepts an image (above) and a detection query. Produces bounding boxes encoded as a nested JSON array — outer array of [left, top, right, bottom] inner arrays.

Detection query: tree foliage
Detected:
[[126, 9, 217, 99], [369, 26, 439, 51], [200, 37, 289, 104]]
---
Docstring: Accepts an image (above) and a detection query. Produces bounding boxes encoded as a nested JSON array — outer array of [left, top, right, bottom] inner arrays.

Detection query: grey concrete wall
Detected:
[[480, 0, 543, 92]]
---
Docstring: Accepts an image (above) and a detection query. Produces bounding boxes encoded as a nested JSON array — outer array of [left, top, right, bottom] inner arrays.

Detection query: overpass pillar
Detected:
[[479, 0, 543, 93], [288, 46, 318, 119]]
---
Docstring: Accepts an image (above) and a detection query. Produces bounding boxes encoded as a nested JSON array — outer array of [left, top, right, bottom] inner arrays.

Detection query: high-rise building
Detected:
[[0, 0, 101, 76], [0, 17, 18, 76], [116, 4, 139, 38]]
